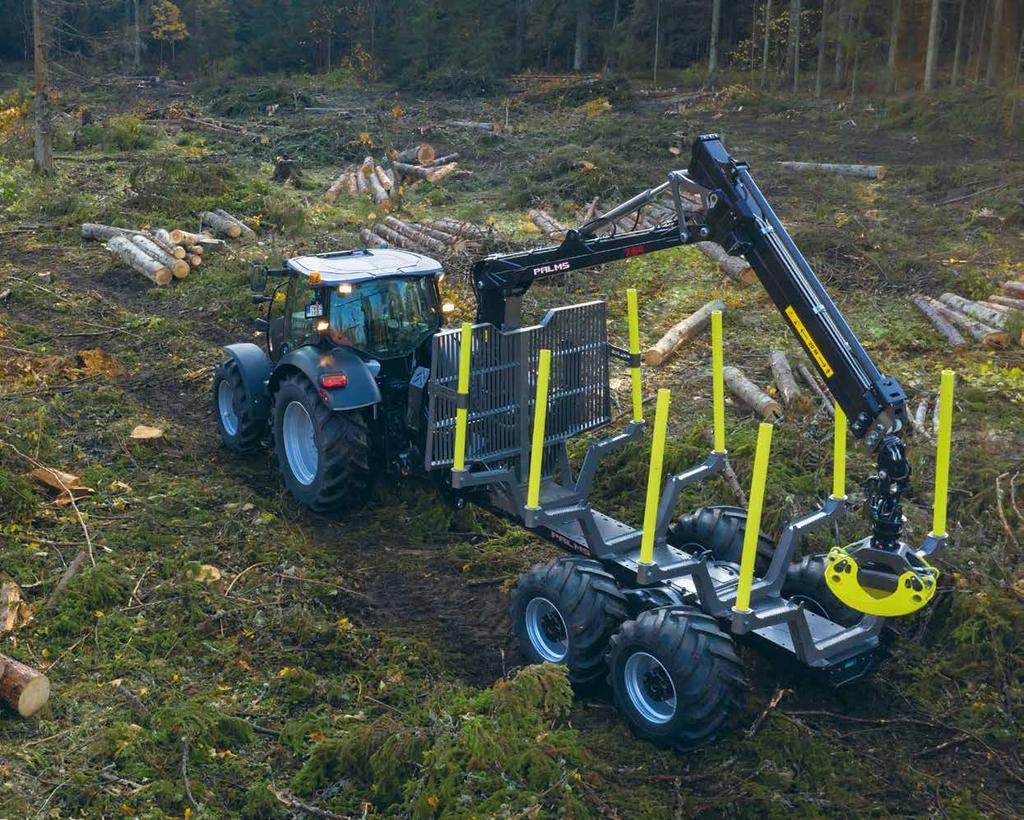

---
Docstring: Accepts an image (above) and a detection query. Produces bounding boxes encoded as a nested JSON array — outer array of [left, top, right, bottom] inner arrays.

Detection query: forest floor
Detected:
[[0, 73, 1023, 818]]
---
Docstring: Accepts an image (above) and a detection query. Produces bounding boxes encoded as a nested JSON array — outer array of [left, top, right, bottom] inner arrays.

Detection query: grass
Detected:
[[0, 74, 1022, 817]]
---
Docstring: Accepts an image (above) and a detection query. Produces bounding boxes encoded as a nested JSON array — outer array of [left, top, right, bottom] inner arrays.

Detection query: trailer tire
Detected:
[[607, 607, 745, 752], [510, 557, 627, 688], [214, 359, 264, 453], [272, 373, 371, 512], [783, 554, 862, 627], [668, 505, 775, 576]]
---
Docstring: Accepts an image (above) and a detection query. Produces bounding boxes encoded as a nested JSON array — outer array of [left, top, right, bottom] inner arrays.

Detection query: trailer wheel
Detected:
[[272, 373, 370, 512], [783, 554, 862, 627], [213, 359, 264, 453], [607, 607, 745, 751], [510, 557, 627, 687], [668, 505, 775, 575]]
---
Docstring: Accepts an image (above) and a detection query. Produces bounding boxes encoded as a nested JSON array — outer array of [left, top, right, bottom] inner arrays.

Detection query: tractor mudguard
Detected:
[[270, 345, 381, 411], [223, 342, 273, 421]]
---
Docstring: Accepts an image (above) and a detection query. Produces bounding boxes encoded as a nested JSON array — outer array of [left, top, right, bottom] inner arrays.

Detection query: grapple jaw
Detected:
[[824, 540, 940, 618]]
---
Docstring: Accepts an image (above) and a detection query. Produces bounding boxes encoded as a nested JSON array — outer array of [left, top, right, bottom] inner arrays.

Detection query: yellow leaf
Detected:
[[391, 104, 403, 120]]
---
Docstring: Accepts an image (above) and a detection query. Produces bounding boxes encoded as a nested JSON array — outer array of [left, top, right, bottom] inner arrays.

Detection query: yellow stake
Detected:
[[627, 288, 643, 423], [931, 369, 955, 537], [832, 404, 847, 499], [711, 310, 726, 453], [735, 422, 774, 612], [639, 389, 671, 565], [452, 322, 473, 472], [526, 349, 553, 510]]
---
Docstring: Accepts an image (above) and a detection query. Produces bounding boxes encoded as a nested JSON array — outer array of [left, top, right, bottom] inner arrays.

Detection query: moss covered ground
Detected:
[[0, 75, 1022, 817]]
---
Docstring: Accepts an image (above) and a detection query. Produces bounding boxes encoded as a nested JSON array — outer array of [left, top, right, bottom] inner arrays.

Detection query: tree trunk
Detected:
[[723, 366, 783, 420], [709, 0, 722, 79], [132, 0, 141, 71], [515, 0, 528, 71], [816, 0, 830, 99], [105, 236, 172, 286], [911, 294, 968, 346], [761, 0, 773, 91], [199, 211, 242, 239], [886, 0, 901, 93], [950, 0, 967, 86], [128, 234, 190, 278], [834, 0, 848, 87], [0, 654, 50, 718], [769, 350, 808, 410], [924, 0, 942, 91], [986, 0, 1005, 86], [643, 299, 724, 366], [31, 0, 52, 175], [789, 0, 801, 92], [573, 0, 589, 71]]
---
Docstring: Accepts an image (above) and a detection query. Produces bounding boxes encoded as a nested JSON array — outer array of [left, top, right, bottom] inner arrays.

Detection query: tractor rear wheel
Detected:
[[510, 557, 627, 688], [272, 373, 371, 512], [607, 607, 745, 751], [213, 359, 264, 453]]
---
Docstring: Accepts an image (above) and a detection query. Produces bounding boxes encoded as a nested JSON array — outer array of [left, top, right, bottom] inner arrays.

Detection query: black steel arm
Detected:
[[471, 134, 910, 548]]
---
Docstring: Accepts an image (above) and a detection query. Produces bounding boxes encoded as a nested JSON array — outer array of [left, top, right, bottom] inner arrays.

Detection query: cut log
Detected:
[[410, 222, 464, 248], [396, 143, 436, 164], [128, 234, 190, 279], [1002, 281, 1024, 298], [529, 209, 568, 239], [911, 398, 931, 440], [187, 245, 204, 257], [188, 254, 202, 268], [374, 165, 393, 191], [923, 296, 1008, 348], [372, 222, 418, 250], [354, 170, 367, 194], [938, 292, 1011, 331], [421, 218, 488, 240], [325, 172, 351, 201], [695, 242, 756, 285], [382, 217, 448, 255], [390, 160, 432, 181], [105, 236, 172, 286], [365, 169, 391, 207], [643, 299, 725, 366], [81, 222, 133, 241], [582, 196, 600, 223], [426, 162, 461, 184], [911, 294, 968, 347], [723, 366, 783, 421], [271, 156, 300, 185], [796, 364, 835, 416], [447, 120, 494, 131], [168, 229, 224, 247], [152, 229, 187, 259], [989, 295, 1024, 310], [769, 350, 809, 411], [212, 209, 256, 241], [778, 161, 886, 180], [421, 152, 459, 168], [360, 228, 389, 249], [0, 653, 50, 717], [199, 211, 242, 239]]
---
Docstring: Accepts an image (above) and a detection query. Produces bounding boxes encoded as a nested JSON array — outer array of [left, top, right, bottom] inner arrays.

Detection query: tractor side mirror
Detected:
[[249, 263, 269, 293]]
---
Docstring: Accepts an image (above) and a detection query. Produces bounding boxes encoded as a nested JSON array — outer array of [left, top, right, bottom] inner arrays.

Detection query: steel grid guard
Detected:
[[425, 301, 612, 471]]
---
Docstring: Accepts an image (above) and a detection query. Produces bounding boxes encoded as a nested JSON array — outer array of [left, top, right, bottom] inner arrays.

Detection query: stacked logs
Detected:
[[324, 144, 461, 208], [82, 222, 227, 287], [912, 282, 1024, 349], [361, 216, 489, 258]]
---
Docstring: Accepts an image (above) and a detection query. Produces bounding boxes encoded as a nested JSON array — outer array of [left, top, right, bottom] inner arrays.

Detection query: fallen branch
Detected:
[[746, 687, 791, 739], [796, 364, 834, 416], [723, 366, 782, 421], [643, 299, 724, 366], [46, 550, 88, 610], [269, 786, 352, 819]]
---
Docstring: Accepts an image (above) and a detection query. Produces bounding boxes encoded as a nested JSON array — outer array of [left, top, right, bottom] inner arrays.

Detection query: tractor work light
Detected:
[[442, 301, 456, 314], [320, 373, 348, 389], [337, 283, 353, 295], [315, 319, 329, 333]]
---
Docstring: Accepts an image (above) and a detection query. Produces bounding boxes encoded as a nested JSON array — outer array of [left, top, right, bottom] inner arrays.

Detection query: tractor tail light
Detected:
[[320, 372, 348, 389]]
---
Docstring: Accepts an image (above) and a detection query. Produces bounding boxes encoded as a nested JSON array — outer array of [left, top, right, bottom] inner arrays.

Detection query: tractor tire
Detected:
[[668, 505, 775, 576], [510, 557, 628, 688], [213, 359, 264, 453], [782, 554, 862, 627], [607, 606, 745, 752], [272, 373, 371, 512]]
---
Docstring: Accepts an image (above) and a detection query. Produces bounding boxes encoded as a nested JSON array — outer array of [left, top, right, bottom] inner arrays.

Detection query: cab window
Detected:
[[329, 277, 439, 358], [285, 276, 319, 348]]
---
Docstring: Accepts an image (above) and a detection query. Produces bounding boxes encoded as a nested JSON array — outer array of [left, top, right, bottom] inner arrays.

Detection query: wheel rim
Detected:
[[524, 597, 568, 663], [623, 651, 677, 725], [283, 401, 318, 485], [218, 380, 239, 436]]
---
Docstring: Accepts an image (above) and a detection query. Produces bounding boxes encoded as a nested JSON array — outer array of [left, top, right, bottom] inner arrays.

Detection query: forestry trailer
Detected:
[[213, 135, 954, 750]]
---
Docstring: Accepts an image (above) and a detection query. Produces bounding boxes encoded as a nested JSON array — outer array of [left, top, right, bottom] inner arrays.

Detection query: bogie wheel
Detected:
[[213, 359, 265, 453], [607, 607, 745, 751], [272, 373, 371, 512], [668, 505, 775, 576], [510, 557, 627, 688], [783, 554, 862, 627]]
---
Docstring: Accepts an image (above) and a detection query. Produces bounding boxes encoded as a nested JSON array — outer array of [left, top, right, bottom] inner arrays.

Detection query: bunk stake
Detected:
[[638, 389, 671, 566], [931, 369, 955, 538], [832, 404, 847, 500], [734, 422, 773, 613], [627, 288, 643, 423], [526, 348, 553, 510], [711, 309, 726, 453], [452, 321, 473, 473]]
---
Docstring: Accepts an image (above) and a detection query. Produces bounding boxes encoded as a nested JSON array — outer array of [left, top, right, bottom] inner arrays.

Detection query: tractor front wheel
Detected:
[[607, 607, 745, 751], [272, 373, 371, 512], [213, 359, 264, 453]]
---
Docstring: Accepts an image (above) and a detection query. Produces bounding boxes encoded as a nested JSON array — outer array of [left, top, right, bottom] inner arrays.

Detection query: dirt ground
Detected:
[[1, 75, 1022, 817]]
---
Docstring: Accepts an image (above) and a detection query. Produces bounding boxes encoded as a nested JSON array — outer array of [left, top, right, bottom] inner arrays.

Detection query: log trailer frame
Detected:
[[214, 135, 954, 750]]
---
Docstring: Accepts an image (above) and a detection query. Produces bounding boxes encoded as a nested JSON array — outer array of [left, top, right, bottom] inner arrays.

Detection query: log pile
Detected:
[[82, 221, 227, 287], [324, 144, 462, 208], [912, 282, 1024, 349], [363, 215, 489, 258], [164, 105, 269, 144]]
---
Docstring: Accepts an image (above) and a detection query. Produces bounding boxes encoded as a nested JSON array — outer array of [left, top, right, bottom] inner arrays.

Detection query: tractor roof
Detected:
[[285, 248, 442, 284]]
